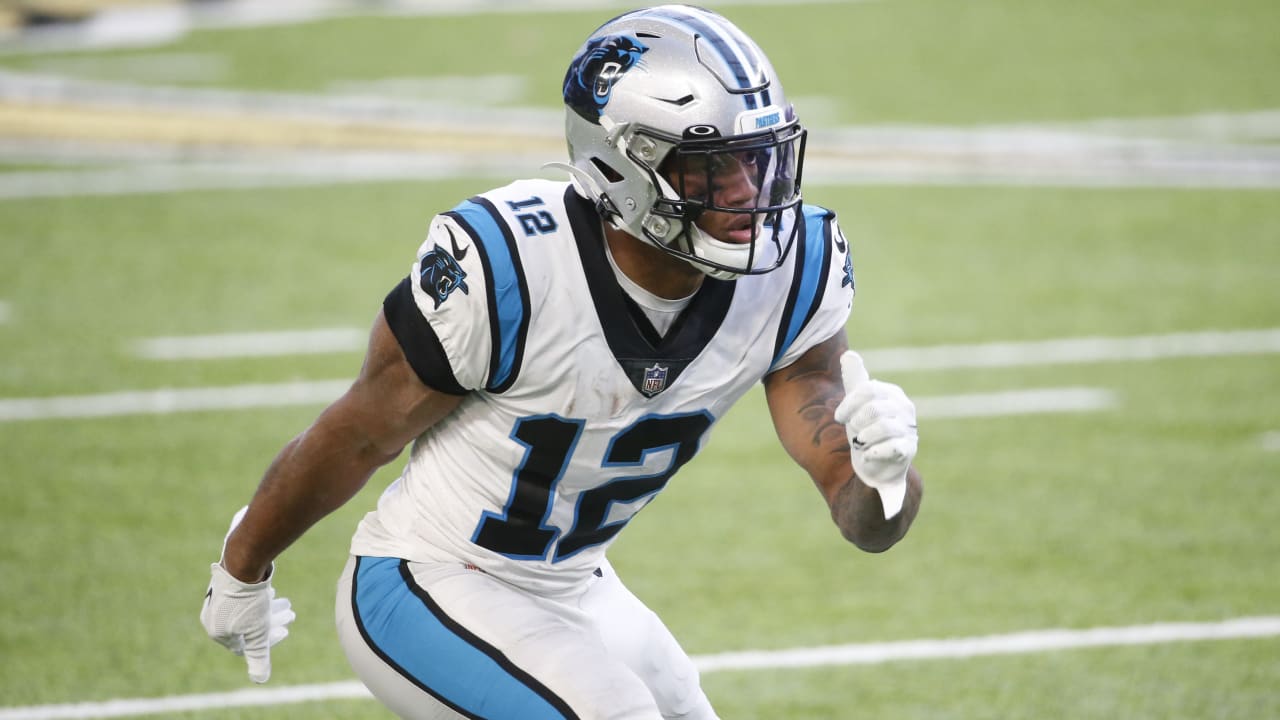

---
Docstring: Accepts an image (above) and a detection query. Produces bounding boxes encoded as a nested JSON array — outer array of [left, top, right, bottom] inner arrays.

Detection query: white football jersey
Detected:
[[350, 179, 854, 597]]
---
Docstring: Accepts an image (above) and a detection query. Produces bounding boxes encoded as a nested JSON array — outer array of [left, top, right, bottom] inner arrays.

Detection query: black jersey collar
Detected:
[[563, 187, 735, 398]]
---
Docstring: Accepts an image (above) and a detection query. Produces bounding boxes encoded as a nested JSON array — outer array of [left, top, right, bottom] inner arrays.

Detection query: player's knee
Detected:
[[641, 657, 713, 719], [521, 641, 662, 719]]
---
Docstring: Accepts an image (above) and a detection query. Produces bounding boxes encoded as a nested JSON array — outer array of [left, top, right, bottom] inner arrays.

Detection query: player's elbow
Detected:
[[829, 468, 922, 553], [837, 518, 902, 554]]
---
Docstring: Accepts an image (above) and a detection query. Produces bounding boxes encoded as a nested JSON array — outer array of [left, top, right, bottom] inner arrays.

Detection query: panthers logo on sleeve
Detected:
[[833, 225, 855, 291], [563, 34, 648, 123], [418, 229, 470, 309]]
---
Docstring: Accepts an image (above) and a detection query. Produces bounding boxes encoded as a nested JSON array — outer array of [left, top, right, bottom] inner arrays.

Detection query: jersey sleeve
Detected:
[[768, 206, 856, 372], [382, 213, 498, 393]]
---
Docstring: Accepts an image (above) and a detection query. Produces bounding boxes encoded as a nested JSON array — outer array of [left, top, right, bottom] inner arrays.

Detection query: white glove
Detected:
[[199, 506, 295, 683], [833, 351, 918, 519]]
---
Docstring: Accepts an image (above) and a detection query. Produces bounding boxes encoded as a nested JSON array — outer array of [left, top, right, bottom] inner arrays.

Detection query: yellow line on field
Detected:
[[16, 0, 175, 14], [0, 100, 562, 154], [0, 10, 22, 32]]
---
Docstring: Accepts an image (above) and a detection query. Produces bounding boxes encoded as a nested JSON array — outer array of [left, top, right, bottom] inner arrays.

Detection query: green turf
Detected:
[[701, 638, 1280, 720], [1, 1, 1278, 718], [3, 0, 1278, 123]]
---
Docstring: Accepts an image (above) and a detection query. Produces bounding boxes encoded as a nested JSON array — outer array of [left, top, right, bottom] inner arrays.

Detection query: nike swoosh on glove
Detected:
[[833, 350, 919, 519], [199, 506, 296, 683]]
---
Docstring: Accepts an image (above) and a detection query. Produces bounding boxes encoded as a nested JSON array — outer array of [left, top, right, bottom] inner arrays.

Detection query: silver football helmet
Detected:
[[557, 5, 807, 280]]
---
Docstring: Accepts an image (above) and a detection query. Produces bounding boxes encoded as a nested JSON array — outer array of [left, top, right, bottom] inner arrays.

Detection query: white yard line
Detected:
[[914, 387, 1114, 418], [1, 616, 1276, 719], [1002, 109, 1280, 144], [692, 616, 1280, 672], [5, 327, 1276, 422], [0, 380, 351, 422], [0, 683, 374, 720], [1260, 431, 1280, 452], [861, 329, 1280, 372], [128, 327, 1280, 365], [0, 384, 1112, 423]]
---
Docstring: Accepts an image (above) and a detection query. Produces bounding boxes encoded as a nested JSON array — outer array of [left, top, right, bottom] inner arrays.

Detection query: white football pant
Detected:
[[335, 555, 719, 720]]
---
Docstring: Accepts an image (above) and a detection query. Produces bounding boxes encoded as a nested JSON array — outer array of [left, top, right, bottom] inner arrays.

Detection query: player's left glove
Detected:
[[834, 350, 918, 520], [199, 506, 295, 683]]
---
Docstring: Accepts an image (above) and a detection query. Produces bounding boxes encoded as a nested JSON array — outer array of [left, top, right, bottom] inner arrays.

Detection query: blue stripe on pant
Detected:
[[351, 556, 576, 720]]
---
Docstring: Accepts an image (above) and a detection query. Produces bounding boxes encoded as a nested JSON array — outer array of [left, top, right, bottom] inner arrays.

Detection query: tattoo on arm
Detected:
[[781, 337, 851, 454], [771, 334, 921, 552]]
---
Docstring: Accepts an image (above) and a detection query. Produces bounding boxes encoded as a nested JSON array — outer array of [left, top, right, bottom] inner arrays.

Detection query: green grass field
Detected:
[[2, 1, 1278, 718]]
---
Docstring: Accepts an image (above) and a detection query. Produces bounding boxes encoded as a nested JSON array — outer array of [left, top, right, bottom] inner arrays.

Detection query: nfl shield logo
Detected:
[[641, 363, 669, 397]]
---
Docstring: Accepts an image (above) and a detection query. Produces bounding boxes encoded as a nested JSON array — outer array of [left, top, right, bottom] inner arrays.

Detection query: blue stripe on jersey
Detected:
[[772, 205, 832, 369], [449, 199, 525, 391], [352, 557, 574, 719], [641, 7, 759, 109]]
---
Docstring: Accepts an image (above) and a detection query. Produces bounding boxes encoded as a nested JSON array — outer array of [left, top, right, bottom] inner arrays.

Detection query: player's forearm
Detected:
[[830, 465, 923, 553], [221, 413, 402, 582]]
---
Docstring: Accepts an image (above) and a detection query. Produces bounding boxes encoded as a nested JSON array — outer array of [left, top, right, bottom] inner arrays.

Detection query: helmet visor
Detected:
[[642, 122, 806, 276], [664, 123, 804, 218]]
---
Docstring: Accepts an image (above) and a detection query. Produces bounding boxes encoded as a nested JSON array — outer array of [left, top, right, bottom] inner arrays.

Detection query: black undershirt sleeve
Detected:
[[382, 277, 468, 396]]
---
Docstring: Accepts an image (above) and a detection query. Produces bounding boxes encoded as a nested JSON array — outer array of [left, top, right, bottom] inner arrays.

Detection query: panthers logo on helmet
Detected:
[[563, 34, 648, 124], [418, 244, 469, 309]]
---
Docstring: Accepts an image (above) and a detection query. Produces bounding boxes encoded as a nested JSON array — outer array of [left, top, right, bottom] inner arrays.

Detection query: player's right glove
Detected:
[[834, 350, 918, 520], [199, 506, 295, 683]]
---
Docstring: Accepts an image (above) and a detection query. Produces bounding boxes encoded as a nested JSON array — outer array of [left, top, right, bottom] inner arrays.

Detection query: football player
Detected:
[[200, 5, 923, 718]]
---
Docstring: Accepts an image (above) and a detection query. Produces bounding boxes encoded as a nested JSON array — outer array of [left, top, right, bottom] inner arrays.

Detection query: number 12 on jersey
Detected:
[[472, 411, 713, 562]]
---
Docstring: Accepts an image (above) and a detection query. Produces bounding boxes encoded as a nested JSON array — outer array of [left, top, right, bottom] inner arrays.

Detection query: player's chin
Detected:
[[692, 206, 759, 245], [701, 222, 754, 246]]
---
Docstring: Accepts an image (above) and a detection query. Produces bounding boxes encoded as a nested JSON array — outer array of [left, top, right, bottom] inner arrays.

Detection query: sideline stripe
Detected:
[[0, 156, 524, 200], [3, 72, 1279, 196], [0, 385, 1113, 423], [134, 328, 367, 359], [0, 0, 871, 57], [2, 617, 1276, 719]]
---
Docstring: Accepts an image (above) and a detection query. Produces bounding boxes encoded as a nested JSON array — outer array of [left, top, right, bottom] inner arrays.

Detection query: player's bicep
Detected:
[[335, 310, 464, 460], [763, 330, 852, 503]]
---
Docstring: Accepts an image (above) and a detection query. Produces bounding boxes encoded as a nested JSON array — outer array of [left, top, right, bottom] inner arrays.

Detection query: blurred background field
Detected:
[[1, 1, 1278, 718]]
